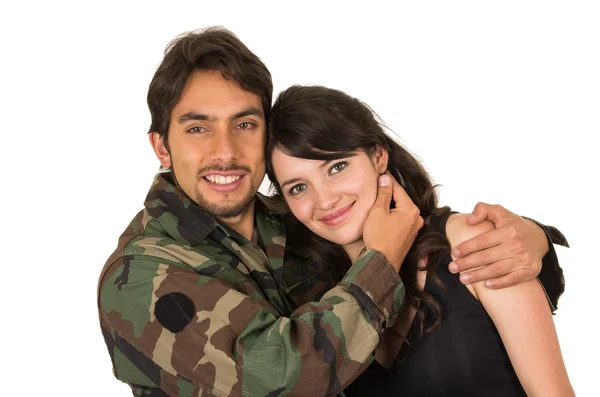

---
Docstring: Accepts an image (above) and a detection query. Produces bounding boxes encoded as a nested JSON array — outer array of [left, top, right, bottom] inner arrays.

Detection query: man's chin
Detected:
[[200, 198, 255, 220], [211, 205, 251, 219], [194, 183, 257, 220]]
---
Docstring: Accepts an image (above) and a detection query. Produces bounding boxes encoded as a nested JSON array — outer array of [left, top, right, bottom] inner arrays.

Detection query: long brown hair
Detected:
[[266, 85, 451, 335]]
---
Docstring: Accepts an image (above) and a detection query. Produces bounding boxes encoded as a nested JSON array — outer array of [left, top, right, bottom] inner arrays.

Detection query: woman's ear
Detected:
[[372, 144, 389, 174]]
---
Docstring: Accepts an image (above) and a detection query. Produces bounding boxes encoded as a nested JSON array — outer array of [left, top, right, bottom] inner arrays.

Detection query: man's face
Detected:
[[151, 71, 266, 220]]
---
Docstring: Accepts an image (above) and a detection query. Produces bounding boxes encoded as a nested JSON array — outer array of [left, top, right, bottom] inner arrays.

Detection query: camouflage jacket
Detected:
[[98, 173, 405, 397]]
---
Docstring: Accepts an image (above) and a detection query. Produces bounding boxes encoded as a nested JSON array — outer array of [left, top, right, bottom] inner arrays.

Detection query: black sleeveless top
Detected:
[[344, 211, 526, 397]]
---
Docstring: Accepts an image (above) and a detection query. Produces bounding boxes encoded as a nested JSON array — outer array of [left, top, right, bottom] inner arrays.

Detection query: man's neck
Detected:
[[219, 201, 256, 240]]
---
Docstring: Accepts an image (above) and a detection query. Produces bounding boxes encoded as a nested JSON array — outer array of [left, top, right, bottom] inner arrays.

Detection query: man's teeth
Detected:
[[205, 175, 242, 184]]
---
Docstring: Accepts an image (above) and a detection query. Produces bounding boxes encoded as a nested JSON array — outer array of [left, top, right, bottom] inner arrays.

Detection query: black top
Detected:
[[344, 211, 527, 397]]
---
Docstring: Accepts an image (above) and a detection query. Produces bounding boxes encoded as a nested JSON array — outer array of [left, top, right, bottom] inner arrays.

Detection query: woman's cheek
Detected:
[[288, 198, 313, 224], [366, 180, 377, 207]]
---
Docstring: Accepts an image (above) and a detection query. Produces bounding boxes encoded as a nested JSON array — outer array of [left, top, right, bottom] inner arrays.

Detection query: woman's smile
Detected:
[[318, 202, 355, 227]]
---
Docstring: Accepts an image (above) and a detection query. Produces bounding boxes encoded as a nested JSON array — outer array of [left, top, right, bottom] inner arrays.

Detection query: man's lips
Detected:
[[198, 163, 251, 178], [200, 172, 246, 193], [201, 171, 245, 177], [319, 202, 355, 226]]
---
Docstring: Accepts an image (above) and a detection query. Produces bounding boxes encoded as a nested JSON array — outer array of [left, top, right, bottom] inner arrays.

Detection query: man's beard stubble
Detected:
[[194, 180, 256, 219], [170, 162, 257, 220]]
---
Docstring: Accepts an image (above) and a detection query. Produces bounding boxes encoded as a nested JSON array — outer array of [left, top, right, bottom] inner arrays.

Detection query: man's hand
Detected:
[[363, 173, 424, 271], [449, 202, 549, 289]]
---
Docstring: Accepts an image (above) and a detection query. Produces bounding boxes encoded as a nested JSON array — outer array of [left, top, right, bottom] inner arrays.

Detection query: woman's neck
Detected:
[[344, 239, 367, 265]]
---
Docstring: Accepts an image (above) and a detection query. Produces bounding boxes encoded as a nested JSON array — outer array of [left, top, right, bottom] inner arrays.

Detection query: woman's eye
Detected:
[[330, 161, 348, 175], [289, 184, 307, 196]]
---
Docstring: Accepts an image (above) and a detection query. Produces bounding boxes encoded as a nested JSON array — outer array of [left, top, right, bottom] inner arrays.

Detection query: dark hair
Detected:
[[265, 85, 451, 336], [147, 26, 273, 149]]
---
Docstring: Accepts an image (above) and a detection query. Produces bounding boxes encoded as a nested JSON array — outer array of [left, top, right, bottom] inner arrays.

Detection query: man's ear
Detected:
[[372, 144, 389, 174], [149, 132, 171, 169]]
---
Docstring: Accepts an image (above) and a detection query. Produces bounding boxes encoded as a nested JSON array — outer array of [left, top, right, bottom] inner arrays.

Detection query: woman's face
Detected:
[[271, 146, 387, 247]]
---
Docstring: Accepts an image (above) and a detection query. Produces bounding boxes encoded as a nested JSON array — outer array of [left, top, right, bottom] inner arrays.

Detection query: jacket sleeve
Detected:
[[526, 218, 569, 312], [98, 248, 404, 397]]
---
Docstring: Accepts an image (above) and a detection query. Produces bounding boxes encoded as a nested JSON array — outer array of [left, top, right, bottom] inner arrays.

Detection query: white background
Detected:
[[2, 1, 598, 395]]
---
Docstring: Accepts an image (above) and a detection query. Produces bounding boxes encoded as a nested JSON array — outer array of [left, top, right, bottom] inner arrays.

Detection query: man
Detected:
[[98, 27, 567, 396]]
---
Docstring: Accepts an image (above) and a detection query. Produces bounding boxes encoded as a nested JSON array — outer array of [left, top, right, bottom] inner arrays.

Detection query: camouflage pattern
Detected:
[[98, 172, 406, 397]]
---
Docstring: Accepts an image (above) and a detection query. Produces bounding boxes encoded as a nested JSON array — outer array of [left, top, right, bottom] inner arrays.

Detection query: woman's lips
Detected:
[[319, 202, 355, 226]]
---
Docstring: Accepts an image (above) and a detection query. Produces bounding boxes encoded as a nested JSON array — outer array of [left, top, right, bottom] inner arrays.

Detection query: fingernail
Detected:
[[468, 214, 476, 221], [449, 262, 458, 273], [379, 175, 390, 186], [485, 280, 494, 288], [459, 274, 471, 284], [452, 248, 460, 257]]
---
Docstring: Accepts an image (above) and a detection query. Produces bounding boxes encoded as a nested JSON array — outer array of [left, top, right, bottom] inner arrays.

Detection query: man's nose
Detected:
[[210, 129, 237, 163]]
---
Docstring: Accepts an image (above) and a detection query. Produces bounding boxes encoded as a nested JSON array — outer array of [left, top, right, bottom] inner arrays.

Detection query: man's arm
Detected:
[[98, 175, 421, 397], [526, 219, 568, 311], [448, 203, 567, 310], [99, 249, 404, 397]]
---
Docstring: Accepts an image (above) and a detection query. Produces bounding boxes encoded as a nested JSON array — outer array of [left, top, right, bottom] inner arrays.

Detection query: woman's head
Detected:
[[266, 85, 437, 246], [267, 86, 450, 338], [270, 144, 385, 249]]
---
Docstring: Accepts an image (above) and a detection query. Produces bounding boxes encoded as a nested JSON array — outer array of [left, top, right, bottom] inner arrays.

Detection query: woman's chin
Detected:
[[330, 232, 364, 247], [311, 222, 365, 246]]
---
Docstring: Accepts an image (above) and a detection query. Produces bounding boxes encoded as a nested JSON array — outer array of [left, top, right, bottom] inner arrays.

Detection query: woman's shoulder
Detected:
[[445, 213, 495, 251], [443, 213, 496, 299]]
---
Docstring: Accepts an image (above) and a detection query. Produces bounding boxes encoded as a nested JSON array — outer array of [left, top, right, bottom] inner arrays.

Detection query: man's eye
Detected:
[[237, 122, 254, 130], [330, 161, 348, 175], [187, 126, 206, 134], [289, 184, 307, 195]]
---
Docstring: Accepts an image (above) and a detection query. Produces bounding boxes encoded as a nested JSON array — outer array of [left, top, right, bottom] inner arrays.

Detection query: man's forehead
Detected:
[[173, 71, 264, 120]]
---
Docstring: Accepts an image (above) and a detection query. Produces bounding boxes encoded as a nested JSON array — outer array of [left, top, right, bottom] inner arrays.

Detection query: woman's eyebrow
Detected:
[[319, 159, 334, 169], [280, 159, 340, 188], [280, 177, 302, 189]]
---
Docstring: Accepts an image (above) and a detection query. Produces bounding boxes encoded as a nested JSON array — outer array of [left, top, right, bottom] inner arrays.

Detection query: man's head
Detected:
[[148, 27, 273, 220]]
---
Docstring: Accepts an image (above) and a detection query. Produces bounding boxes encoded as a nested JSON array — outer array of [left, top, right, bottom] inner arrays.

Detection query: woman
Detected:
[[265, 85, 574, 396]]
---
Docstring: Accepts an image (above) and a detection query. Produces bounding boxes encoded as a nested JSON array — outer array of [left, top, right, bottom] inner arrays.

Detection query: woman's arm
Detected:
[[446, 214, 574, 397]]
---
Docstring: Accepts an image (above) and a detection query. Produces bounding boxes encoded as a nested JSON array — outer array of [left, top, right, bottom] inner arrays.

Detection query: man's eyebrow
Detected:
[[280, 160, 335, 189], [230, 107, 263, 121], [179, 112, 210, 124], [178, 107, 263, 124]]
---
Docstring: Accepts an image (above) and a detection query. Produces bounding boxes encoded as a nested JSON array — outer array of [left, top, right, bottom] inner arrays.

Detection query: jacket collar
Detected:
[[144, 172, 218, 245], [143, 172, 283, 245]]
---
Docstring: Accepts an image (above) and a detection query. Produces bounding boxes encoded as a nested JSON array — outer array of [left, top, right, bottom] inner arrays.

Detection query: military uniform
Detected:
[[98, 173, 405, 396]]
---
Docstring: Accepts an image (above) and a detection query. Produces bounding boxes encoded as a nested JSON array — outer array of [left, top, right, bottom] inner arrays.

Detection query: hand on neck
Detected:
[[344, 240, 367, 265]]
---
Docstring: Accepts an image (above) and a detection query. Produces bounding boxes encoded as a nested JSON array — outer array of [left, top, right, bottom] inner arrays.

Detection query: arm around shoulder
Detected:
[[98, 246, 405, 396], [525, 217, 568, 311]]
